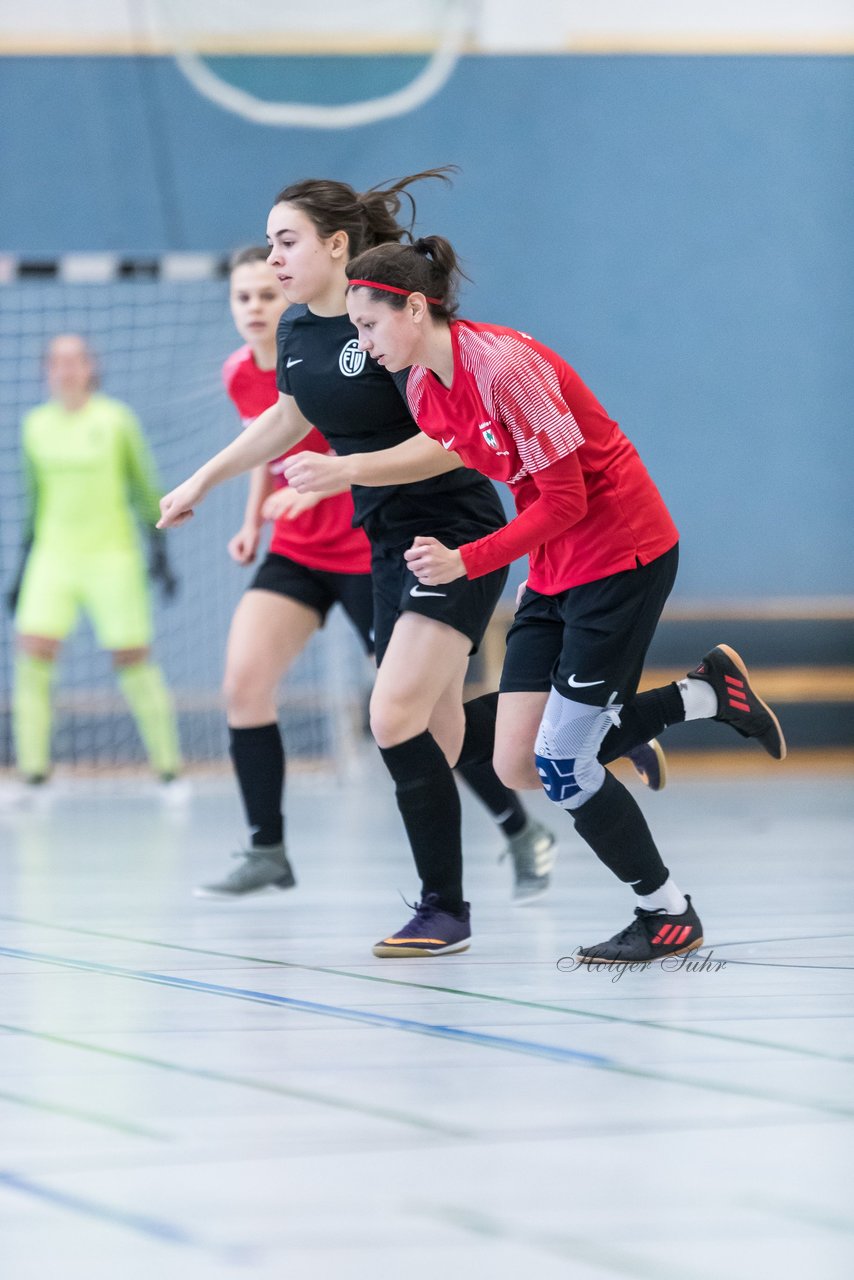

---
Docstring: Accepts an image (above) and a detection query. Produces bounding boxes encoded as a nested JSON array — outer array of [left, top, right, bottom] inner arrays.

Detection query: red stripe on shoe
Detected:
[[652, 924, 677, 945], [724, 675, 745, 688], [673, 925, 692, 945], [729, 698, 751, 712]]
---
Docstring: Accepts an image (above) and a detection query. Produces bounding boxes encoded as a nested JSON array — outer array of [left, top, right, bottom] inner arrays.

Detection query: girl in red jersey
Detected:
[[283, 235, 787, 964], [195, 247, 375, 898]]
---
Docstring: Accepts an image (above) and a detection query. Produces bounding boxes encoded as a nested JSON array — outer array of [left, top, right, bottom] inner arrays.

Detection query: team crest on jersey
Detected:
[[479, 422, 500, 449], [339, 340, 366, 377]]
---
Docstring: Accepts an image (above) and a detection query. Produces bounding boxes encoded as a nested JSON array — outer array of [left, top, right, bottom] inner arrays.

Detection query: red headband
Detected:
[[348, 278, 442, 306]]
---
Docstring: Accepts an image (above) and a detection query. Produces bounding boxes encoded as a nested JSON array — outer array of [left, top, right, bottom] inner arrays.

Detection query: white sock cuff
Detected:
[[678, 677, 718, 722], [635, 876, 688, 915]]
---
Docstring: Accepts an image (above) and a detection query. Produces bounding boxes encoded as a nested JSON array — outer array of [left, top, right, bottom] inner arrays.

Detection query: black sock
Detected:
[[455, 692, 499, 768], [571, 770, 668, 895], [457, 762, 527, 836], [454, 691, 527, 836], [598, 684, 685, 764], [229, 723, 284, 848], [379, 731, 464, 915]]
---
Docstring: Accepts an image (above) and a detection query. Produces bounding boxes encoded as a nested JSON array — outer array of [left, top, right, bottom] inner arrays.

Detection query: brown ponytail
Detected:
[[346, 235, 464, 320], [273, 167, 457, 261]]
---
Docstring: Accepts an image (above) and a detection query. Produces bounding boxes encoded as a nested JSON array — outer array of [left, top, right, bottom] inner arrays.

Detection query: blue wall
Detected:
[[1, 54, 852, 598]]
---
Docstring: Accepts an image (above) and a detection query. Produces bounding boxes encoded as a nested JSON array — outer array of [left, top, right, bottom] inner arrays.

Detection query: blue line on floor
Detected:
[[0, 944, 612, 1068], [3, 945, 852, 1120], [0, 1170, 251, 1261]]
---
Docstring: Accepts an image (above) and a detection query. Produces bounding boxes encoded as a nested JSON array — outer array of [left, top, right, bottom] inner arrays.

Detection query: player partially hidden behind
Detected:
[[8, 334, 182, 788], [285, 234, 787, 964], [195, 246, 375, 898]]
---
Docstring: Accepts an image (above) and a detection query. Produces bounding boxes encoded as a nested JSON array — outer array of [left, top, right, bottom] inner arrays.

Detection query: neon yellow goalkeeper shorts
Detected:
[[15, 547, 153, 650]]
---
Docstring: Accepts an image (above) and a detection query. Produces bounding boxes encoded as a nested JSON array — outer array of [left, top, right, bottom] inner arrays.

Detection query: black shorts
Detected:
[[370, 541, 508, 667], [250, 552, 375, 655], [500, 544, 679, 705]]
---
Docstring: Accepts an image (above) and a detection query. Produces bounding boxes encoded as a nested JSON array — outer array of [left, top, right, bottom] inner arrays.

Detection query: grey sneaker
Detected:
[[193, 844, 296, 899], [501, 819, 556, 904]]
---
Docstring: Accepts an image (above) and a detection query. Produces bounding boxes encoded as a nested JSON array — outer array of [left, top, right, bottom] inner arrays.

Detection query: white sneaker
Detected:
[[158, 775, 193, 806]]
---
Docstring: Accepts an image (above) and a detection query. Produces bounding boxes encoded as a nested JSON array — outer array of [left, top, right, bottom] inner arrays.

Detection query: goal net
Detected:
[[0, 261, 372, 778]]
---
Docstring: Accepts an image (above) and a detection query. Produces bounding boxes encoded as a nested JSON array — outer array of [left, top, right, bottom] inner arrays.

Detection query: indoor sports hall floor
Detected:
[[1, 753, 852, 1280]]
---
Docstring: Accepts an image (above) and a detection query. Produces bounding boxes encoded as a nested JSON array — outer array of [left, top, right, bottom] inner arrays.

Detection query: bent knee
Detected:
[[493, 745, 541, 792], [533, 689, 616, 809], [18, 635, 60, 662], [369, 694, 428, 750], [534, 751, 605, 810], [223, 663, 276, 719], [111, 647, 150, 670]]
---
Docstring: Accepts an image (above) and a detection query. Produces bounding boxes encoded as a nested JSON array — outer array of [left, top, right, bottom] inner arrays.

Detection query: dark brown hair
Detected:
[[345, 236, 463, 321], [273, 168, 457, 261]]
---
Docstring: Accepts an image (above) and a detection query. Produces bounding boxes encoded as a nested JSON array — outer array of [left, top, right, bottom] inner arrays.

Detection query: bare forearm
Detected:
[[243, 465, 274, 527], [196, 401, 307, 496], [345, 434, 462, 487]]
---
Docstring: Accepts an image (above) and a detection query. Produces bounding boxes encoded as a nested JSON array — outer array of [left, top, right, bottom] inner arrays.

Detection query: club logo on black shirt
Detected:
[[339, 340, 366, 378]]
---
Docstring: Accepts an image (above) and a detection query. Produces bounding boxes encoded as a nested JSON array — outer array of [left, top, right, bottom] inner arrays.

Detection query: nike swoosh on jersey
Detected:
[[441, 436, 456, 449], [286, 357, 303, 368], [410, 584, 447, 598], [567, 674, 605, 688]]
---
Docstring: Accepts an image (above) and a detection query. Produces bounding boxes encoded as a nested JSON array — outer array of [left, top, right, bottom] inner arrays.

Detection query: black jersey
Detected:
[[276, 306, 505, 546]]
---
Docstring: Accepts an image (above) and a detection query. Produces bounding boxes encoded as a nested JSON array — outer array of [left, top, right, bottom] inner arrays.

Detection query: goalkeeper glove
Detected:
[[5, 537, 32, 615], [148, 530, 179, 600]]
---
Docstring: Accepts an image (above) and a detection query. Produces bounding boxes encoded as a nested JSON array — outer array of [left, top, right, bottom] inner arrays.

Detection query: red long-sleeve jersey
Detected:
[[406, 321, 678, 594]]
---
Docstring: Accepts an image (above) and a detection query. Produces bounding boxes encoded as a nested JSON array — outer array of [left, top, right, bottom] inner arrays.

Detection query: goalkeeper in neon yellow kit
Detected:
[[9, 334, 182, 785]]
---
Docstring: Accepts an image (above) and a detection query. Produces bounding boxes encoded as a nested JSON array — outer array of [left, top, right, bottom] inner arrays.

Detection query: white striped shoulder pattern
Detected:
[[406, 365, 428, 420], [457, 326, 585, 476]]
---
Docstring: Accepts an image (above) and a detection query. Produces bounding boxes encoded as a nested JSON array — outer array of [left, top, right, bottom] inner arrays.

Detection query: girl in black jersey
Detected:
[[159, 171, 557, 956]]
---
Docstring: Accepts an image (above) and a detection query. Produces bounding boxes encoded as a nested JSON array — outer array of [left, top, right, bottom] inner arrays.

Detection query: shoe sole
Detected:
[[647, 739, 668, 791], [715, 643, 787, 761], [628, 739, 668, 792], [512, 880, 551, 906], [372, 941, 471, 958], [192, 878, 295, 899], [576, 936, 705, 965]]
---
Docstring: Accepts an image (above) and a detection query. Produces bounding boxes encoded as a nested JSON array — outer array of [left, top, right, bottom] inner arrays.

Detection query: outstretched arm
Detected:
[[282, 432, 461, 495], [158, 393, 312, 528]]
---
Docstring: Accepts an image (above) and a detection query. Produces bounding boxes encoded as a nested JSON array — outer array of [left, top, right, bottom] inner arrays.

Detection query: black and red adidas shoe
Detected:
[[576, 896, 704, 965], [688, 643, 787, 760]]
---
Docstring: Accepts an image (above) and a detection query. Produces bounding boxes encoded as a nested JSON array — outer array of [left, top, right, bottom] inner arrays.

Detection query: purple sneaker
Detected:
[[373, 894, 471, 958], [625, 739, 667, 791]]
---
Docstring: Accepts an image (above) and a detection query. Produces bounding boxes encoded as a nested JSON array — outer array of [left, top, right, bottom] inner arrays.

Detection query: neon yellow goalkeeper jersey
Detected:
[[22, 393, 162, 556]]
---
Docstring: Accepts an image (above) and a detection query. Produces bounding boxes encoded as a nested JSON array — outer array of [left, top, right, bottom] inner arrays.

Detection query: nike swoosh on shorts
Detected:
[[567, 674, 605, 688], [410, 584, 447, 598]]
